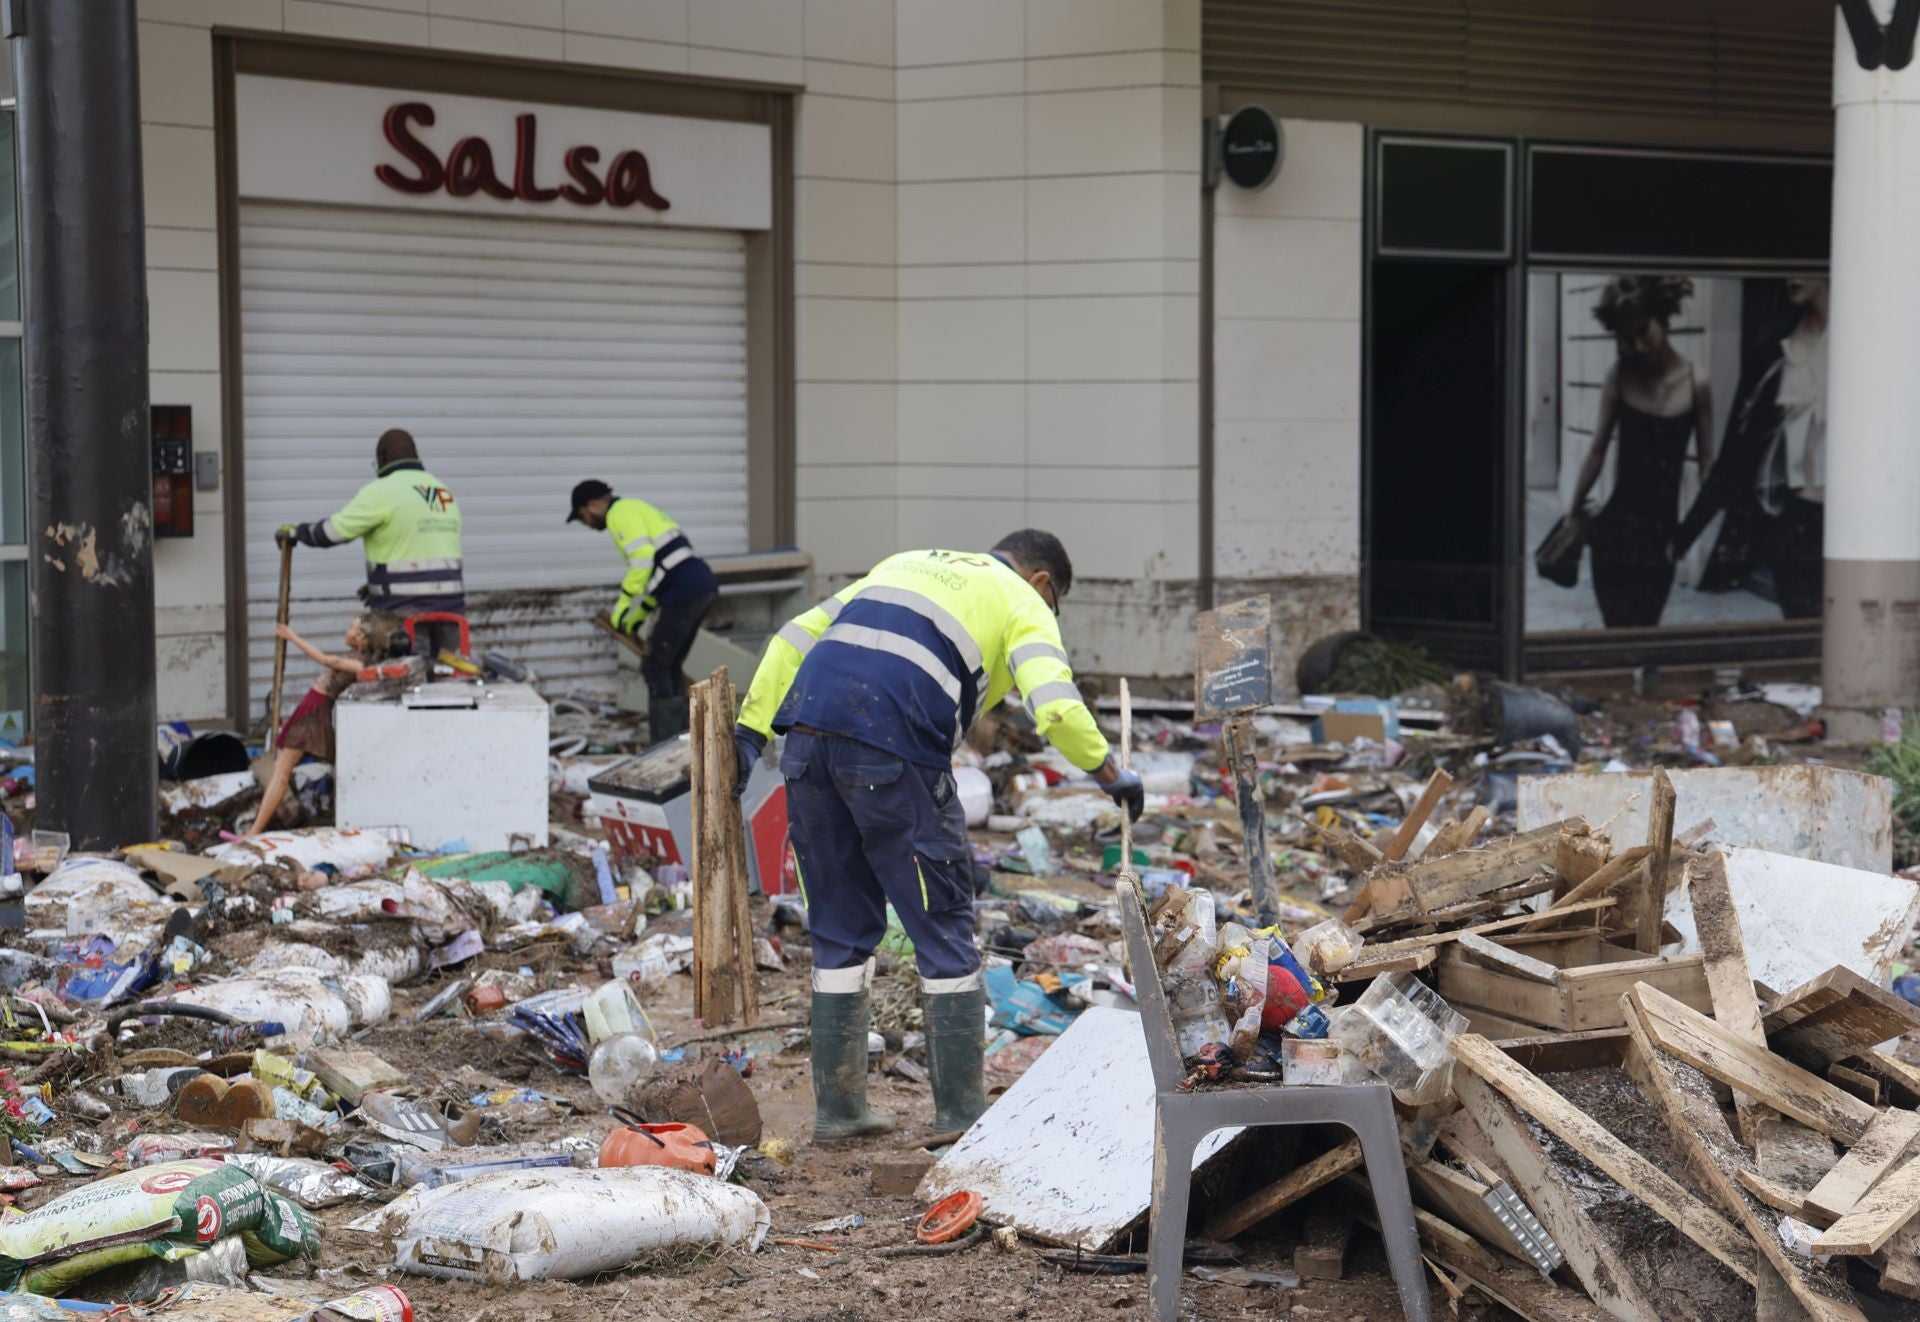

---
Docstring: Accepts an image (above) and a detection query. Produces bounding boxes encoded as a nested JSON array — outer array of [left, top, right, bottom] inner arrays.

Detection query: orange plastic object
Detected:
[[916, 1190, 983, 1245], [598, 1121, 718, 1177], [463, 986, 508, 1016]]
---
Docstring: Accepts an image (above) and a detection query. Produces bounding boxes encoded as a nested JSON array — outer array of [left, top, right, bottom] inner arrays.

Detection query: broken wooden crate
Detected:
[[1436, 929, 1711, 1038]]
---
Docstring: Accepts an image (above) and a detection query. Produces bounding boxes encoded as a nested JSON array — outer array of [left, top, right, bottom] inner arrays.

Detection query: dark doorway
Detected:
[[1366, 260, 1509, 670]]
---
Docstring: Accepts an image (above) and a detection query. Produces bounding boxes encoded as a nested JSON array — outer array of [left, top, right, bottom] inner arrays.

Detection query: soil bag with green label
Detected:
[[0, 1160, 265, 1290]]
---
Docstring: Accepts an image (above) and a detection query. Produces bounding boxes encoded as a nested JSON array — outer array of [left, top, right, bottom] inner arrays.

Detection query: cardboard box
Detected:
[[1311, 710, 1388, 745]]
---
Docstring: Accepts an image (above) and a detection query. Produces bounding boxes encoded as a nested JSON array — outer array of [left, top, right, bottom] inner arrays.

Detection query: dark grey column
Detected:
[[7, 0, 156, 848]]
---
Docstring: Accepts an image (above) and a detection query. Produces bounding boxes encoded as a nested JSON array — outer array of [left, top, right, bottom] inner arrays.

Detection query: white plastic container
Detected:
[[954, 766, 993, 827], [1289, 918, 1364, 978], [1326, 972, 1465, 1103], [582, 980, 658, 1047], [1280, 1038, 1365, 1086]]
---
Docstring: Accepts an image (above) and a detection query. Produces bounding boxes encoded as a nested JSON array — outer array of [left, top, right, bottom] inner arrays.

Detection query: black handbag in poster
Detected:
[[1534, 510, 1588, 588]]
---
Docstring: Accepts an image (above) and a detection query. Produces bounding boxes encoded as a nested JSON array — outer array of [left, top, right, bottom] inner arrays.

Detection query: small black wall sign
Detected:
[[1219, 105, 1283, 192]]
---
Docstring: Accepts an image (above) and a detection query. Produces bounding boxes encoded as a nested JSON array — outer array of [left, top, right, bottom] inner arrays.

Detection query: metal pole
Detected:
[[7, 0, 156, 849]]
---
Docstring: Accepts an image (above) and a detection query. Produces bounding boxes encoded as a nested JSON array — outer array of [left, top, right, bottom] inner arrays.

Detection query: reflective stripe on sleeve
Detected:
[[319, 518, 343, 545], [1009, 641, 1069, 671], [818, 596, 846, 621], [621, 536, 654, 558], [776, 621, 817, 655], [1025, 680, 1083, 713], [854, 585, 983, 672], [820, 623, 962, 704]]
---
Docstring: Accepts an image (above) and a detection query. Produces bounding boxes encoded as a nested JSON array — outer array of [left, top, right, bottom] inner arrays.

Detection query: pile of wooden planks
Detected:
[[1205, 772, 1920, 1320]]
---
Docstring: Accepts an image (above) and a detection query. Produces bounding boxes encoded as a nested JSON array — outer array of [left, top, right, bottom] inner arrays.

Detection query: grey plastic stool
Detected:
[[1117, 881, 1433, 1322]]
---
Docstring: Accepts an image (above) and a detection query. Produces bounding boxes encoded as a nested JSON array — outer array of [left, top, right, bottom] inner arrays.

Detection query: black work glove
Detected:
[[733, 726, 767, 799], [1101, 767, 1145, 823]]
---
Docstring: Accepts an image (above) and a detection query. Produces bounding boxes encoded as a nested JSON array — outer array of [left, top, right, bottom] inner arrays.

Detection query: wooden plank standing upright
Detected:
[[1688, 851, 1774, 1141], [689, 667, 758, 1027], [1638, 769, 1676, 953], [1117, 678, 1136, 884], [265, 538, 295, 747]]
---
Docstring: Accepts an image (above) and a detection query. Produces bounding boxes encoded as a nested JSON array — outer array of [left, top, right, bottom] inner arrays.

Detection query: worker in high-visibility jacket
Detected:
[[568, 479, 719, 741], [735, 530, 1144, 1141], [280, 429, 467, 661]]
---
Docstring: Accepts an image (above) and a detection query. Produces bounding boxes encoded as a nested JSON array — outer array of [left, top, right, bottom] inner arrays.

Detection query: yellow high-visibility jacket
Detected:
[[740, 549, 1109, 772], [604, 497, 714, 630], [307, 462, 463, 611]]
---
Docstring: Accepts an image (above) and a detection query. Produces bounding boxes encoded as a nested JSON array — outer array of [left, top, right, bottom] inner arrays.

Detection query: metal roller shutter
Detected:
[[238, 202, 748, 713], [1204, 0, 1832, 137]]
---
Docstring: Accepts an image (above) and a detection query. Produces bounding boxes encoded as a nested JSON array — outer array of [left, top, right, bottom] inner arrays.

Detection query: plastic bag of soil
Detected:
[[0, 1282, 416, 1320], [18, 1233, 249, 1297], [355, 1166, 768, 1283], [0, 1161, 266, 1288], [240, 1192, 320, 1268]]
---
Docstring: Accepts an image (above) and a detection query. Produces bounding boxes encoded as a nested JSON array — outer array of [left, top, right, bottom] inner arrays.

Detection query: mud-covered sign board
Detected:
[[1193, 596, 1273, 720]]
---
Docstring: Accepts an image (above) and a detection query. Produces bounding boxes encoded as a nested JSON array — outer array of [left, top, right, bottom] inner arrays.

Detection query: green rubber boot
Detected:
[[811, 991, 897, 1143], [924, 987, 988, 1134]]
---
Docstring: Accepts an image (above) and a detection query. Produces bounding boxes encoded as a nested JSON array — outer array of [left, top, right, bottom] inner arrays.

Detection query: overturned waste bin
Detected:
[[587, 737, 792, 897]]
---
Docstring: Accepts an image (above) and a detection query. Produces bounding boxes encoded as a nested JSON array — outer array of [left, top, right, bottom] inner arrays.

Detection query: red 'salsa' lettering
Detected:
[[446, 137, 514, 200], [606, 150, 670, 210], [375, 103, 671, 213], [513, 114, 560, 202], [561, 147, 606, 206], [374, 102, 442, 194]]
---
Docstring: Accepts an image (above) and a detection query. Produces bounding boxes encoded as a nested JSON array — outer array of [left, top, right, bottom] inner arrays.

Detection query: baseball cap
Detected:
[[566, 479, 613, 523]]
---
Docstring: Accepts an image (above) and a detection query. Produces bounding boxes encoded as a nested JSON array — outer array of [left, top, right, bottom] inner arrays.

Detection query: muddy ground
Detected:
[[192, 908, 1449, 1322]]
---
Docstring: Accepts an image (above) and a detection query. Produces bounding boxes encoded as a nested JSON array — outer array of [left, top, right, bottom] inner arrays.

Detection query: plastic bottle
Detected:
[[582, 979, 659, 1048], [1165, 889, 1229, 1056], [588, 1033, 660, 1106], [1168, 888, 1218, 972], [1166, 973, 1231, 1059]]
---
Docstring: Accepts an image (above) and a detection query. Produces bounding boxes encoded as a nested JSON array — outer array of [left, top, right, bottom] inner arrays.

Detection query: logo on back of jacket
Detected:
[[413, 485, 456, 513], [904, 549, 991, 594]]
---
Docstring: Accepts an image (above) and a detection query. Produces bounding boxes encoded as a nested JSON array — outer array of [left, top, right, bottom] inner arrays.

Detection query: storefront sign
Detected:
[[236, 76, 772, 231], [375, 103, 673, 212], [1219, 105, 1282, 191]]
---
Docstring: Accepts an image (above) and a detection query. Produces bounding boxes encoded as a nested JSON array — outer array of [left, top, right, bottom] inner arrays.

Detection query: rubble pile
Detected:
[[1006, 763, 1920, 1320], [0, 659, 1908, 1318]]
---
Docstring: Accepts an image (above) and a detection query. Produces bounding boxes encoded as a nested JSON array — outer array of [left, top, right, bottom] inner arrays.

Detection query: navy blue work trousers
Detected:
[[780, 730, 980, 982]]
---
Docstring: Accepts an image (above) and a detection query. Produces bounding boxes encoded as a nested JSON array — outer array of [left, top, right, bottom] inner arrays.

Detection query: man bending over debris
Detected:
[[735, 532, 1144, 1141]]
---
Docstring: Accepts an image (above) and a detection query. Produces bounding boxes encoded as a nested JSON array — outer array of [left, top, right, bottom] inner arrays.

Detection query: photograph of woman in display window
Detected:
[[1671, 276, 1827, 619], [1564, 276, 1715, 628]]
